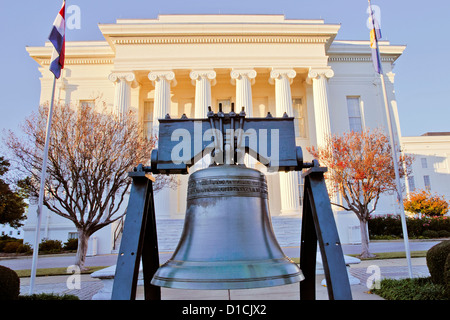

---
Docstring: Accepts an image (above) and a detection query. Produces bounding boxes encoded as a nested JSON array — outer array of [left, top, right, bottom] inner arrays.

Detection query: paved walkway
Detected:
[[2, 218, 441, 300], [19, 275, 103, 300]]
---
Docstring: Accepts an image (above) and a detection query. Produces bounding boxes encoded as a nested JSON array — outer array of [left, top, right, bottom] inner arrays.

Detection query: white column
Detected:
[[230, 69, 257, 116], [108, 72, 137, 117], [270, 69, 300, 216], [148, 71, 176, 219], [308, 68, 338, 205], [231, 69, 257, 167], [148, 71, 176, 136], [307, 68, 334, 148], [189, 70, 216, 170], [270, 69, 297, 117], [190, 69, 216, 118]]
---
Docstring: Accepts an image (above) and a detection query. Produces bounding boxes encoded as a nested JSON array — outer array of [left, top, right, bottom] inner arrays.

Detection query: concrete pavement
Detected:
[[1, 217, 441, 300], [13, 257, 429, 300]]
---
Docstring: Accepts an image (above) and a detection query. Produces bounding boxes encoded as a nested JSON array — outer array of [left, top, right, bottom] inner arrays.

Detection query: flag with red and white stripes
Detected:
[[48, 0, 66, 79]]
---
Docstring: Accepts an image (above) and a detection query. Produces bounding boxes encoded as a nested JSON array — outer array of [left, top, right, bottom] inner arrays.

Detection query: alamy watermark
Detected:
[[66, 265, 81, 290], [66, 5, 81, 30], [366, 4, 382, 30], [366, 264, 381, 290], [169, 125, 280, 169]]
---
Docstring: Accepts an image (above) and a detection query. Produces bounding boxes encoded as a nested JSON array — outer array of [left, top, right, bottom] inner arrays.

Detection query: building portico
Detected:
[[24, 14, 408, 253]]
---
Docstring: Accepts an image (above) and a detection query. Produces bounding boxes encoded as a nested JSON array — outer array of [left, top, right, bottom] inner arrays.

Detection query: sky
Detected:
[[0, 0, 448, 139]]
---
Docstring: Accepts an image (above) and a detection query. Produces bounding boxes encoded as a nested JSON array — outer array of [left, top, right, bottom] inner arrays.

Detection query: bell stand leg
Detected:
[[299, 166, 352, 300], [111, 166, 161, 300]]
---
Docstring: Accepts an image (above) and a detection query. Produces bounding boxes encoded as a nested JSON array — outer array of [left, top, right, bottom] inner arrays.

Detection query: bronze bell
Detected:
[[151, 165, 304, 290]]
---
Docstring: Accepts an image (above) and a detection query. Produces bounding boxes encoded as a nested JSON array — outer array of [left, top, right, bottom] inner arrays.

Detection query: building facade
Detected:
[[23, 14, 410, 253], [402, 133, 450, 202]]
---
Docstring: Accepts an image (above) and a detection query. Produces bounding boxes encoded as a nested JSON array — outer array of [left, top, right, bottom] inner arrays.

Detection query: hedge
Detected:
[[427, 240, 450, 285], [0, 265, 20, 300], [368, 215, 450, 239]]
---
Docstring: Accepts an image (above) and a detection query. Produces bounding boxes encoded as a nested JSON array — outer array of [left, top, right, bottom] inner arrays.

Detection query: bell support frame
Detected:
[[111, 108, 352, 300]]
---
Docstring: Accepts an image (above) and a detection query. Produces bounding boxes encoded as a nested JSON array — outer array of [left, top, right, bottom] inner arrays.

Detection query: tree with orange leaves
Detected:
[[404, 189, 449, 217], [308, 129, 413, 258]]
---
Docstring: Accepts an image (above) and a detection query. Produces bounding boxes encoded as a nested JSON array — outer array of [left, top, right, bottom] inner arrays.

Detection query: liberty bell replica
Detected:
[[112, 104, 352, 300], [151, 105, 303, 289], [151, 164, 304, 289]]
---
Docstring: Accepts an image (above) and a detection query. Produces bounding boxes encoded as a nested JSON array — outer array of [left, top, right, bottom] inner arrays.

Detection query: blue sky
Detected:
[[0, 0, 448, 138]]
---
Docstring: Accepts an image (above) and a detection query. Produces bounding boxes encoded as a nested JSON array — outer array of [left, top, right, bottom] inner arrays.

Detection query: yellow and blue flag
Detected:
[[368, 1, 382, 74]]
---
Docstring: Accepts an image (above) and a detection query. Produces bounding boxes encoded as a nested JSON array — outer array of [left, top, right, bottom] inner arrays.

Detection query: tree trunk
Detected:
[[75, 229, 90, 270], [359, 219, 375, 258]]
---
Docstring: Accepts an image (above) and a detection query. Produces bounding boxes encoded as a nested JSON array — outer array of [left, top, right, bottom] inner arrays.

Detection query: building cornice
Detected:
[[26, 42, 114, 67], [111, 35, 331, 45], [98, 16, 341, 50], [328, 56, 396, 63], [328, 40, 406, 62]]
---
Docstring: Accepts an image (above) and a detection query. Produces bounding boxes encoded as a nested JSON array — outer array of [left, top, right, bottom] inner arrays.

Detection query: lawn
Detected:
[[15, 266, 107, 278]]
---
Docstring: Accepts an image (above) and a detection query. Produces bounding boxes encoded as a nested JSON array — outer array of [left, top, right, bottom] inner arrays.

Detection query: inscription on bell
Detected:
[[187, 176, 268, 200]]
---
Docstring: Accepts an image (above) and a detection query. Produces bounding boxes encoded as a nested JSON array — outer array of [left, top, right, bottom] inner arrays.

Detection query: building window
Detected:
[[253, 97, 269, 117], [79, 99, 95, 109], [68, 232, 78, 240], [143, 100, 154, 139], [292, 98, 307, 138], [178, 99, 194, 118], [423, 175, 431, 190], [346, 97, 363, 132], [421, 158, 428, 169], [217, 99, 232, 113], [407, 176, 416, 192]]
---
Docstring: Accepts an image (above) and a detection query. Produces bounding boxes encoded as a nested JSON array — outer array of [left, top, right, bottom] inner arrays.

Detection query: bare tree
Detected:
[[5, 101, 173, 269]]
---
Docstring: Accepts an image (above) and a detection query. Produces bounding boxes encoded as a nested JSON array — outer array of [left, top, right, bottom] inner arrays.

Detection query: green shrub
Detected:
[[0, 239, 22, 252], [16, 242, 32, 254], [18, 293, 79, 300], [63, 238, 78, 251], [423, 230, 440, 239], [373, 277, 448, 300], [0, 240, 7, 252], [39, 238, 62, 253], [438, 230, 450, 238], [0, 265, 20, 300], [445, 254, 450, 298], [427, 240, 450, 285], [368, 215, 450, 239], [2, 241, 21, 253]]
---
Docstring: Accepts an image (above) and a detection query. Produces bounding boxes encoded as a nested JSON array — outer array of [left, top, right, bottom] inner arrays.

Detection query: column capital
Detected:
[[148, 70, 177, 87], [307, 68, 334, 81], [189, 69, 217, 86], [230, 69, 257, 85], [269, 68, 296, 85], [108, 72, 138, 87]]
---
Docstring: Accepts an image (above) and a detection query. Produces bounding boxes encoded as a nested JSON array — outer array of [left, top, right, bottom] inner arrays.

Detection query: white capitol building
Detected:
[[15, 14, 449, 254]]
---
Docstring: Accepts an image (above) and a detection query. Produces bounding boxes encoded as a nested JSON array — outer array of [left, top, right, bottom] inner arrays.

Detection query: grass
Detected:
[[19, 293, 80, 300], [290, 250, 427, 264], [348, 250, 428, 260], [15, 266, 107, 278], [372, 277, 448, 300]]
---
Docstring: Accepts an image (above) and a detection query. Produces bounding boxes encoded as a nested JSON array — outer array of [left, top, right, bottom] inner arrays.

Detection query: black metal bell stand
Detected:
[[111, 105, 352, 300]]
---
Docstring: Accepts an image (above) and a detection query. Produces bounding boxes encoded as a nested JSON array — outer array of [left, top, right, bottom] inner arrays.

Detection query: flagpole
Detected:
[[379, 73, 413, 278], [29, 75, 57, 294], [369, 0, 413, 278]]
